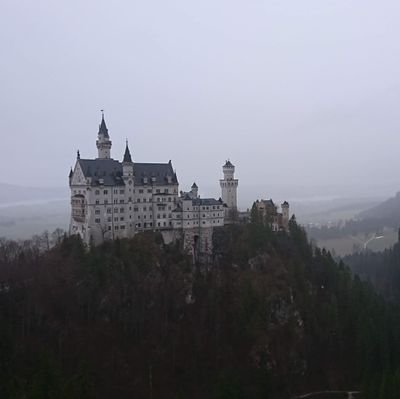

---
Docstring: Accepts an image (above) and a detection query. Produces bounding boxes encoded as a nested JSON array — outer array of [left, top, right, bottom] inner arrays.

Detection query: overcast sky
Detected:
[[2, 0, 400, 200]]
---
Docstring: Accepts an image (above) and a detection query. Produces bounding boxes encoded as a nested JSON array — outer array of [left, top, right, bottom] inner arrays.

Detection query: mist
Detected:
[[2, 0, 400, 200]]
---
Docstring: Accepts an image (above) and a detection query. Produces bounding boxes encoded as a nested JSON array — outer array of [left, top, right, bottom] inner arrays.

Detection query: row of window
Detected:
[[93, 188, 176, 195]]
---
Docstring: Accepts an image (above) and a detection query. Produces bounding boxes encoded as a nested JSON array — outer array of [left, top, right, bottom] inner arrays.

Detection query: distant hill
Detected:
[[358, 191, 400, 225], [0, 183, 68, 205]]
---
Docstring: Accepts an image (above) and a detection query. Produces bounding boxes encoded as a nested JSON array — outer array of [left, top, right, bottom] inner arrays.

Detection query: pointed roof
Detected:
[[98, 113, 109, 138], [191, 182, 198, 189], [224, 160, 234, 168], [69, 167, 73, 178], [123, 141, 132, 163]]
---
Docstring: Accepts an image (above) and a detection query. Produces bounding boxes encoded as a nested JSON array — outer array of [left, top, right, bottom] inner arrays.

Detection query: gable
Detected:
[[71, 161, 86, 186]]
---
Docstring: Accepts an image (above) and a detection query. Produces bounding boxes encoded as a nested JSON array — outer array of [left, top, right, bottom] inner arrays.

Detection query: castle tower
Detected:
[[220, 160, 238, 212], [122, 140, 133, 177], [96, 112, 112, 159], [191, 182, 198, 198], [281, 201, 290, 230]]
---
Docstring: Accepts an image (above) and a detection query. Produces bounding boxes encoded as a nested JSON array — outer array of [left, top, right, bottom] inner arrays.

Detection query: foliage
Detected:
[[0, 222, 399, 398]]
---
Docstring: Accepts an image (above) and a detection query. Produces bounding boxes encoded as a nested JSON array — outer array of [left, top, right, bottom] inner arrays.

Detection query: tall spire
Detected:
[[123, 140, 132, 163], [98, 110, 109, 138], [96, 110, 112, 159]]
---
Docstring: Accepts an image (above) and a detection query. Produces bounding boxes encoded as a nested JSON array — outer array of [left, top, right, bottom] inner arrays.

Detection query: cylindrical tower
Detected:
[[219, 160, 239, 211]]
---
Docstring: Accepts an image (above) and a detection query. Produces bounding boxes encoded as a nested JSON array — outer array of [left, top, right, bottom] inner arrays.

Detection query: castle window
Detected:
[[163, 214, 166, 218], [104, 200, 108, 204], [143, 207, 147, 211], [164, 188, 168, 193], [144, 215, 146, 219], [168, 197, 171, 202], [114, 208, 118, 213], [114, 189, 118, 194], [202, 221, 206, 224], [139, 189, 143, 194], [169, 214, 172, 218], [162, 197, 166, 202], [119, 199, 124, 204], [95, 218, 101, 223], [107, 208, 111, 214], [95, 200, 99, 205], [149, 222, 152, 227], [120, 217, 124, 221], [143, 198, 147, 202], [108, 226, 111, 230], [147, 189, 152, 193], [157, 222, 161, 227], [120, 208, 124, 213], [95, 190, 100, 195], [157, 214, 160, 219], [115, 226, 119, 230], [121, 225, 125, 229], [137, 199, 141, 203], [157, 198, 160, 202], [134, 207, 138, 211], [114, 199, 118, 204], [120, 190, 124, 194], [156, 189, 160, 193], [95, 209, 100, 215], [163, 222, 166, 226], [108, 217, 111, 222], [138, 215, 141, 219], [103, 190, 108, 195]]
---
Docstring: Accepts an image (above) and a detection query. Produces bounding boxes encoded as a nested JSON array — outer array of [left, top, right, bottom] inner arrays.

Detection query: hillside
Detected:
[[0, 221, 399, 398], [358, 191, 400, 225]]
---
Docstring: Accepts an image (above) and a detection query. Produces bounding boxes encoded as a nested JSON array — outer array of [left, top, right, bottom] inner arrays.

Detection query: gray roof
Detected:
[[77, 158, 178, 187], [98, 115, 109, 138], [224, 160, 234, 168], [123, 143, 132, 163], [78, 159, 124, 186], [192, 198, 223, 206], [134, 161, 178, 186]]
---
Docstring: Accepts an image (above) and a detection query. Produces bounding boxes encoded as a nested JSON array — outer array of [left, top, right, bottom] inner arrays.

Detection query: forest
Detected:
[[0, 217, 400, 398]]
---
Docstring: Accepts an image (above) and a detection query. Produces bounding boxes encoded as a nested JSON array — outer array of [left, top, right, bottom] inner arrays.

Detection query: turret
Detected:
[[191, 182, 198, 198], [96, 112, 112, 159], [220, 160, 239, 213], [68, 167, 73, 186], [281, 201, 289, 229], [222, 160, 235, 180], [122, 141, 133, 177]]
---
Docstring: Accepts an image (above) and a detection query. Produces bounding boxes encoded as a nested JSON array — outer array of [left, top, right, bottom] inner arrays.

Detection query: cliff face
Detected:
[[0, 222, 398, 398]]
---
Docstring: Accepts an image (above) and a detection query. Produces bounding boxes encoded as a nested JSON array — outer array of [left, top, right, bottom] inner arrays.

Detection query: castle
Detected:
[[69, 114, 239, 255]]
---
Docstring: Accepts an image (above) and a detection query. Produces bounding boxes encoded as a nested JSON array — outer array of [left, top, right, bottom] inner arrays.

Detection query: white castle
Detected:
[[69, 114, 239, 255]]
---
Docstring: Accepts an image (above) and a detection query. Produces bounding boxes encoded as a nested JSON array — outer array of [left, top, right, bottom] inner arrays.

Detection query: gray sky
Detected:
[[2, 0, 400, 200]]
